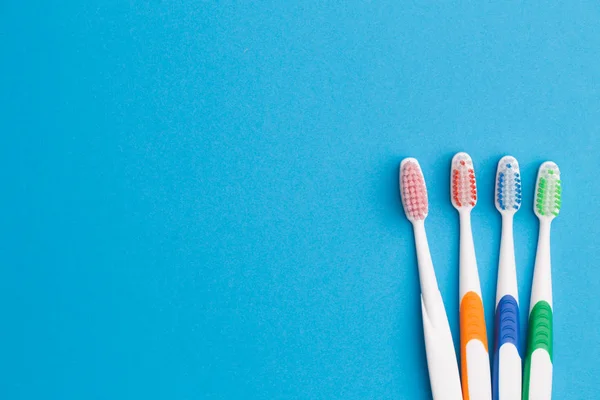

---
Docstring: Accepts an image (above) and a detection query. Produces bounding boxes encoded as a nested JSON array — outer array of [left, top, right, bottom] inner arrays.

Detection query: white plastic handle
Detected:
[[413, 221, 463, 400], [459, 211, 492, 400]]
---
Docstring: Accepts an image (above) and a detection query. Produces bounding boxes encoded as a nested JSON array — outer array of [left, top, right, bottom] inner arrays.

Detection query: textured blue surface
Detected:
[[493, 295, 520, 400], [1, 2, 599, 399]]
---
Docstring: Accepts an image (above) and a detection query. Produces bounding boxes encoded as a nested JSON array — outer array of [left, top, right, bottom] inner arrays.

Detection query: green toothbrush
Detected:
[[523, 161, 561, 400]]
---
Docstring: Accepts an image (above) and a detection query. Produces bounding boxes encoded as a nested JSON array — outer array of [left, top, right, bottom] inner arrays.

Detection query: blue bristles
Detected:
[[496, 157, 522, 212]]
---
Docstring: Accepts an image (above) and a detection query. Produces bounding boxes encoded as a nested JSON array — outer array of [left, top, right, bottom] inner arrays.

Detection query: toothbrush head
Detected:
[[399, 158, 428, 222], [495, 155, 522, 214], [534, 161, 561, 220], [451, 152, 477, 211]]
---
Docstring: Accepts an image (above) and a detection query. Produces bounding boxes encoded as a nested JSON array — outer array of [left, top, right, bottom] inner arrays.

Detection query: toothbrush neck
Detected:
[[501, 213, 514, 229], [412, 219, 441, 317], [458, 208, 479, 298], [459, 209, 473, 233], [538, 218, 552, 243], [500, 214, 515, 248]]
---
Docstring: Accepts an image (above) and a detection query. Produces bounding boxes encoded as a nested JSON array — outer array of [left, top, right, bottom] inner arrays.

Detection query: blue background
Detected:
[[1, 1, 598, 399]]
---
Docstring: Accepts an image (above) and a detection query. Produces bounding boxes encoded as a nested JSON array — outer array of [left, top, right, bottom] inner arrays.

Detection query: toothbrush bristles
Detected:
[[451, 153, 477, 209], [400, 159, 428, 221], [535, 162, 561, 218], [495, 156, 522, 212]]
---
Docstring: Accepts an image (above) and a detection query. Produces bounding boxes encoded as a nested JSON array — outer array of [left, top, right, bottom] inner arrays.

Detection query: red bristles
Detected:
[[451, 157, 477, 209], [400, 161, 428, 221]]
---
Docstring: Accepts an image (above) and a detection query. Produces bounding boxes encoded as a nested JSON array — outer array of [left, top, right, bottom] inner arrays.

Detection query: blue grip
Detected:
[[492, 295, 520, 400]]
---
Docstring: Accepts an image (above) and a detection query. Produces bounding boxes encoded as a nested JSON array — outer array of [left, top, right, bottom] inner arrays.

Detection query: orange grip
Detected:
[[460, 291, 488, 400]]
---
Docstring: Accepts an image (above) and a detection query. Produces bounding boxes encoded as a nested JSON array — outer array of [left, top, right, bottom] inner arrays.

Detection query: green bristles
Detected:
[[535, 163, 561, 218]]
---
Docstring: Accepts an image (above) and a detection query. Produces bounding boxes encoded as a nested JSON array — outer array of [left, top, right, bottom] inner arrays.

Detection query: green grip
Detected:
[[522, 301, 553, 400]]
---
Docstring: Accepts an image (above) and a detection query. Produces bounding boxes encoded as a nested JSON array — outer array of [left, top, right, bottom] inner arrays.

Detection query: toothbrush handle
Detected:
[[413, 222, 463, 400], [460, 292, 491, 399], [495, 216, 519, 304], [492, 296, 521, 400], [458, 212, 492, 399], [492, 216, 522, 400], [413, 221, 441, 320], [523, 302, 553, 400], [421, 292, 464, 400], [523, 221, 553, 400]]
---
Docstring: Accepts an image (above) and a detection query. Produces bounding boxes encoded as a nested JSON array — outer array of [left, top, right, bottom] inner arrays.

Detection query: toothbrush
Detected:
[[523, 162, 561, 400], [451, 152, 492, 400], [399, 158, 463, 400], [492, 156, 522, 400]]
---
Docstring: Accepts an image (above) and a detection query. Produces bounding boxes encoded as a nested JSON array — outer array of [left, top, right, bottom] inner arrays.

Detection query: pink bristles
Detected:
[[400, 159, 428, 221], [451, 153, 477, 209]]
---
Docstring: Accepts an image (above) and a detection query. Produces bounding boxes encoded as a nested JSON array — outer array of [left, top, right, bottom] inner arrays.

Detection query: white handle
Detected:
[[530, 220, 552, 310], [459, 211, 482, 298], [524, 219, 553, 399], [458, 211, 491, 400], [413, 221, 463, 400], [413, 221, 441, 319], [421, 293, 463, 400], [494, 214, 522, 399], [465, 341, 493, 399], [525, 350, 553, 400], [498, 344, 522, 400], [496, 215, 519, 305]]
